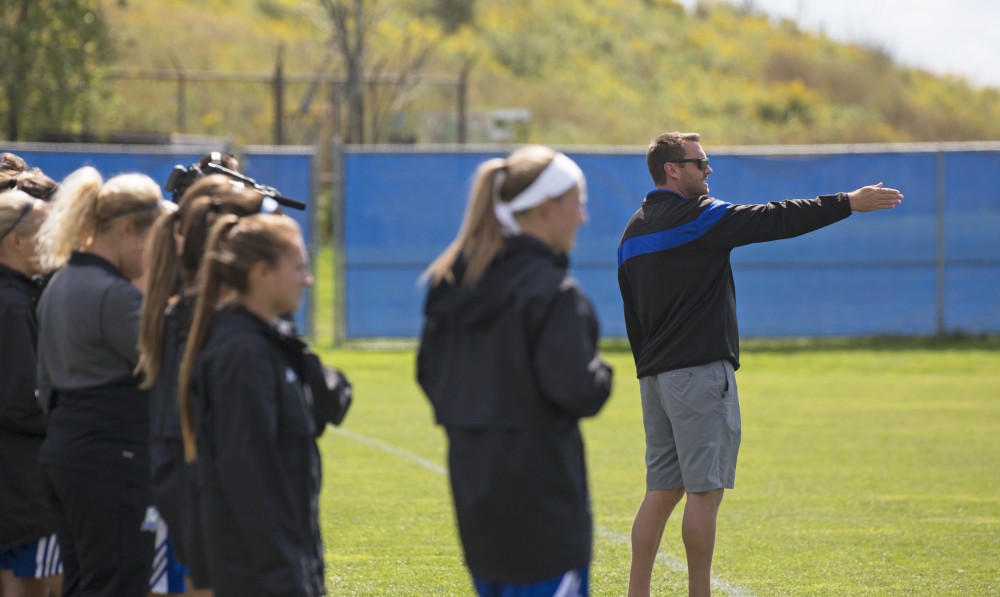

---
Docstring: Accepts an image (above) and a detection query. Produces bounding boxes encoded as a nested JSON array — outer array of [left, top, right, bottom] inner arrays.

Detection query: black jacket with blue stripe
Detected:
[[617, 188, 852, 378]]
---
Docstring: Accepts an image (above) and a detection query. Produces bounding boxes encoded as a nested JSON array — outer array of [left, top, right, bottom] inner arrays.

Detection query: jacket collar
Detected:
[[644, 188, 687, 203], [0, 261, 34, 286], [68, 251, 128, 281], [503, 234, 569, 270]]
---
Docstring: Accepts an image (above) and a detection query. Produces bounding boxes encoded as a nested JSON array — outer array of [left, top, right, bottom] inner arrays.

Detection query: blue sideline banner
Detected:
[[2, 143, 315, 334], [343, 145, 1000, 339]]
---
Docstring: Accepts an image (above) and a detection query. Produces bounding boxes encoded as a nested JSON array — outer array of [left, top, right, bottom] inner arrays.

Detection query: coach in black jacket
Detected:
[[418, 146, 612, 593], [618, 132, 903, 597]]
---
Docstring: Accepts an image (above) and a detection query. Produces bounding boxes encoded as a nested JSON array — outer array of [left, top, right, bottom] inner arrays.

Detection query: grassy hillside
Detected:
[[83, 0, 1000, 146]]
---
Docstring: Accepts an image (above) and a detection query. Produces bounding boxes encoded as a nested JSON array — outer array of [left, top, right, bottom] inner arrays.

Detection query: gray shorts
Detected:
[[640, 360, 741, 493]]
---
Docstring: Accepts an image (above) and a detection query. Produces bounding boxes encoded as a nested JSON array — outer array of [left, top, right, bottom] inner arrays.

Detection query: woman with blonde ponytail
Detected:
[[417, 146, 613, 597], [176, 213, 323, 597], [137, 176, 264, 596], [34, 166, 166, 597]]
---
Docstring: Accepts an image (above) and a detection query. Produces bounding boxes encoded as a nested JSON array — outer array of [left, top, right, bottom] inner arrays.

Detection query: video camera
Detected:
[[164, 156, 306, 211]]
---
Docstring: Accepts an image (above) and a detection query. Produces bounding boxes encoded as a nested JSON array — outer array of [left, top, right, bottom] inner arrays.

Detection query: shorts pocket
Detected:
[[662, 363, 727, 402]]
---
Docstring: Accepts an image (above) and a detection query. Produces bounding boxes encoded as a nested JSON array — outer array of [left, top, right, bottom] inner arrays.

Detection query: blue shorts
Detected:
[[474, 567, 588, 597], [0, 534, 62, 578], [148, 508, 188, 594]]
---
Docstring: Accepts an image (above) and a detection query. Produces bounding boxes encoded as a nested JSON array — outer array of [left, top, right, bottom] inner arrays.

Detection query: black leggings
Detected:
[[42, 466, 154, 597]]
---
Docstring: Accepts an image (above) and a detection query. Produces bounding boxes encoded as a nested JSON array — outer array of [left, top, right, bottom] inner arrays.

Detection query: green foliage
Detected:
[[414, 0, 476, 34], [449, 0, 1000, 144], [0, 0, 116, 140], [20, 0, 1000, 145]]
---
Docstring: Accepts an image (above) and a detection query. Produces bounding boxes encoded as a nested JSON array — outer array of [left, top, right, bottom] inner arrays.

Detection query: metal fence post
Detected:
[[331, 136, 346, 346], [935, 149, 946, 336], [457, 61, 470, 144], [169, 53, 186, 133], [273, 45, 285, 145], [308, 145, 319, 339]]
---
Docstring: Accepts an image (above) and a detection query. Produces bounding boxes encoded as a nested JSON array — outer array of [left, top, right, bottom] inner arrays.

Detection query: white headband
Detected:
[[493, 153, 585, 235]]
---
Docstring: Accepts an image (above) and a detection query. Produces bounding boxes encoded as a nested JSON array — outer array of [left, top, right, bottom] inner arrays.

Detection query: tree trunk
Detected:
[[347, 0, 366, 144], [3, 0, 34, 140]]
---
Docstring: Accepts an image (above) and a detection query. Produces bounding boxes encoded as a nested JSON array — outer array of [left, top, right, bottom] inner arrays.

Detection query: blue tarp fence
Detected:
[[2, 142, 315, 334], [7, 141, 998, 340], [343, 143, 1000, 339]]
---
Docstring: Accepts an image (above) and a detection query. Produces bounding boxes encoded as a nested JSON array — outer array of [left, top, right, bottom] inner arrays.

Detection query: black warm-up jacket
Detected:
[[192, 305, 324, 597], [417, 234, 613, 583], [0, 263, 52, 551], [618, 189, 853, 378], [148, 296, 215, 587]]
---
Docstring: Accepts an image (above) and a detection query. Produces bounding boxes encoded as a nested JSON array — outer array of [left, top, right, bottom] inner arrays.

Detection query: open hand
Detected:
[[848, 183, 903, 212]]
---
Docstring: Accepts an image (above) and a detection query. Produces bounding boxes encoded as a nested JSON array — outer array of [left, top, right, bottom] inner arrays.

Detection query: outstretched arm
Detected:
[[847, 183, 904, 212], [699, 183, 903, 250]]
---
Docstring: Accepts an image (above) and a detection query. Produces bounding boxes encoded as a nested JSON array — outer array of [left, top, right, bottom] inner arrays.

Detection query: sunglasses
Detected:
[[668, 157, 710, 171]]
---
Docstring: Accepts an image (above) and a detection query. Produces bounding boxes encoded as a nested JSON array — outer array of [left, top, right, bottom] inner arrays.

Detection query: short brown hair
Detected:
[[0, 152, 27, 175], [197, 151, 239, 172], [16, 168, 59, 200], [646, 132, 701, 185]]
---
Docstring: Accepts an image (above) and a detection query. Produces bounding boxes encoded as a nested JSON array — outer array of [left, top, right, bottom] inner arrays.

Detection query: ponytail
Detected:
[[36, 167, 162, 271], [177, 214, 240, 462], [423, 158, 507, 287], [137, 209, 183, 388], [423, 146, 560, 287], [36, 167, 103, 271]]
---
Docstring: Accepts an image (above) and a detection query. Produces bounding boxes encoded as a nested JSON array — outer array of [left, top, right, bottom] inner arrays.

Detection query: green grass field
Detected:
[[307, 250, 1000, 595]]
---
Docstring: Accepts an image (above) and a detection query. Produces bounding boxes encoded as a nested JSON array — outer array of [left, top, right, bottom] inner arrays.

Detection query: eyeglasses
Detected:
[[668, 157, 710, 171]]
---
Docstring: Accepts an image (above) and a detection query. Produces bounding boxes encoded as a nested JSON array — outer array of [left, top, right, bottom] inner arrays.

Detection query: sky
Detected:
[[676, 0, 1000, 89]]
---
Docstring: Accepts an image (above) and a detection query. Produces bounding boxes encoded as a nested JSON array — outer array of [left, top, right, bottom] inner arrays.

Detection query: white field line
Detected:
[[333, 427, 757, 597], [335, 427, 448, 476]]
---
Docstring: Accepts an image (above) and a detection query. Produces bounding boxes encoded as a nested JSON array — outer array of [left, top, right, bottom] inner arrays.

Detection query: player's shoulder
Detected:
[[624, 193, 717, 237]]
